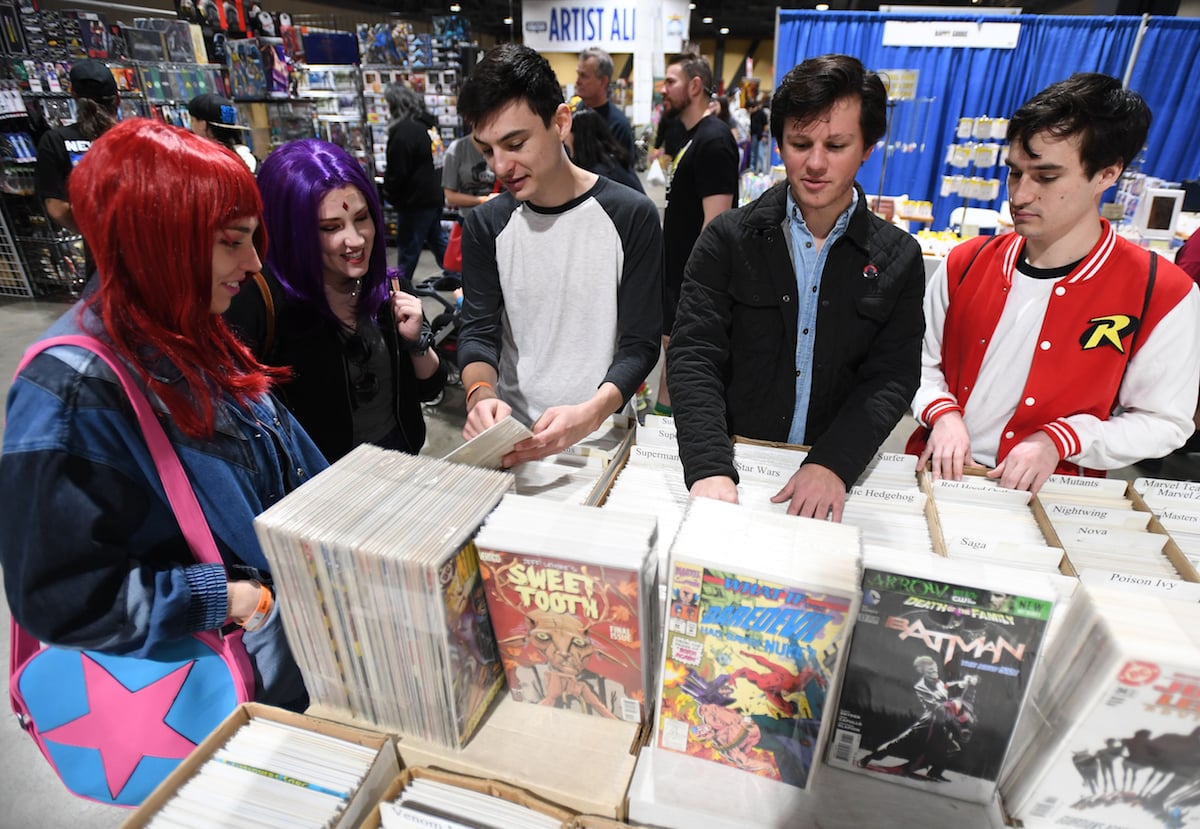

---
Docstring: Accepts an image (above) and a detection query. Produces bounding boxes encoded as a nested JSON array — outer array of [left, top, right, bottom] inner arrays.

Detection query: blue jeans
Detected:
[[396, 207, 449, 280]]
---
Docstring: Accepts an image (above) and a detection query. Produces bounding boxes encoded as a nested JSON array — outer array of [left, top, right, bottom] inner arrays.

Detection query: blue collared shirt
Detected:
[[785, 187, 858, 444]]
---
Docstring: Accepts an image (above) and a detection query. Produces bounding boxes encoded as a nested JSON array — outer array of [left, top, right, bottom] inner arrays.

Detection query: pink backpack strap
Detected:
[[9, 335, 255, 702]]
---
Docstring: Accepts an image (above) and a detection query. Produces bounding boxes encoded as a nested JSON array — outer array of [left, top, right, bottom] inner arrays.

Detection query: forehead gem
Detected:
[[342, 201, 349, 212]]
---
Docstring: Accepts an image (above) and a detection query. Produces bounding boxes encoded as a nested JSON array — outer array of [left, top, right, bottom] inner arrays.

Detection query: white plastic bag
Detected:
[[646, 161, 666, 187]]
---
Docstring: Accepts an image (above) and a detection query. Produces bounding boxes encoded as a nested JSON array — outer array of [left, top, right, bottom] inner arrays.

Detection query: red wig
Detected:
[[69, 118, 281, 438]]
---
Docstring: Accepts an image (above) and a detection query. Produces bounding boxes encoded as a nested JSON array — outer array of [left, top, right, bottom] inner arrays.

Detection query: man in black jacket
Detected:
[[383, 83, 447, 280], [667, 54, 924, 520]]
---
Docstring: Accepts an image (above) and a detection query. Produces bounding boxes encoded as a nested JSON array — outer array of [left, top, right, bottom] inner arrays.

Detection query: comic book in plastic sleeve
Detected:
[[1014, 657, 1200, 828], [477, 546, 650, 724], [436, 540, 506, 747], [827, 566, 1053, 803], [656, 558, 855, 790]]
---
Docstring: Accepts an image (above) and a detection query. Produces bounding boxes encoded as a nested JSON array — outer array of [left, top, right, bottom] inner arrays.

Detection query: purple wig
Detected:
[[256, 139, 389, 326]]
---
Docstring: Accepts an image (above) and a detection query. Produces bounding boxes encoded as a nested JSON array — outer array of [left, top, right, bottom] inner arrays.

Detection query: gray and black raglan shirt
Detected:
[[459, 175, 663, 427]]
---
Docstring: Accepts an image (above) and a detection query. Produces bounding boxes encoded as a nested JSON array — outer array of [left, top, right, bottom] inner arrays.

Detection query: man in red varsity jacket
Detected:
[[910, 73, 1200, 494]]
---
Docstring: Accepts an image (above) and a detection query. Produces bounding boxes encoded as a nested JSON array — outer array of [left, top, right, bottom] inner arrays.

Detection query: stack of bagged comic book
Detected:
[[629, 497, 862, 826], [1001, 584, 1200, 828], [825, 551, 1059, 804], [474, 493, 658, 726], [927, 476, 1064, 571], [605, 416, 933, 578], [254, 444, 512, 749], [145, 718, 382, 829], [1039, 474, 1194, 587]]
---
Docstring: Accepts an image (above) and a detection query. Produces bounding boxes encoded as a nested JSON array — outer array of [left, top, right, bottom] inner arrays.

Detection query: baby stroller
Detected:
[[394, 268, 463, 389]]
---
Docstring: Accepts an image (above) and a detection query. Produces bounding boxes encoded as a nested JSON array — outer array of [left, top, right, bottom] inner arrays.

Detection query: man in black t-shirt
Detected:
[[36, 59, 118, 234], [748, 98, 770, 173], [656, 53, 739, 415]]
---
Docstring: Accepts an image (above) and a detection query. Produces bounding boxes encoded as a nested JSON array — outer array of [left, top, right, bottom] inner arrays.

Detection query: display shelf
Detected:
[[0, 190, 34, 297], [941, 115, 1007, 233]]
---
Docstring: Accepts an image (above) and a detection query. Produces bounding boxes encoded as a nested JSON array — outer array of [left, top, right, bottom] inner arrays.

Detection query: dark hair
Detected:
[[711, 95, 732, 125], [206, 122, 241, 151], [1007, 73, 1150, 178], [570, 107, 631, 170], [256, 139, 390, 328], [383, 83, 425, 122], [75, 96, 118, 141], [770, 54, 887, 148], [668, 53, 714, 99], [458, 43, 563, 130]]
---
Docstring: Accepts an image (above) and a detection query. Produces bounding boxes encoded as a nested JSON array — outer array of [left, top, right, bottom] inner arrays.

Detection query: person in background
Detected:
[[225, 139, 446, 463], [668, 54, 925, 520], [650, 106, 688, 170], [442, 131, 498, 214], [1, 118, 325, 711], [575, 46, 636, 171], [748, 97, 771, 174], [1178, 229, 1200, 284], [456, 44, 661, 465], [567, 107, 644, 194], [708, 94, 736, 135], [383, 83, 447, 280], [656, 53, 739, 417], [36, 58, 119, 233], [910, 73, 1200, 493], [187, 92, 257, 172]]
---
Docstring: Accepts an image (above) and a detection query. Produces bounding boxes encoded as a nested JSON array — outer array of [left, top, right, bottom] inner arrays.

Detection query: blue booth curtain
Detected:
[[774, 11, 1142, 229], [1126, 17, 1200, 183]]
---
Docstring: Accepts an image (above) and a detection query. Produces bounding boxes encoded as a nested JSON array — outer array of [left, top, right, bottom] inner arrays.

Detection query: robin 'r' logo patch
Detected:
[[1079, 314, 1140, 353]]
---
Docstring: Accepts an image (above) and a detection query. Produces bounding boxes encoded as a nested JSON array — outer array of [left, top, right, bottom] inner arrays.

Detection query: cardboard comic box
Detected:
[[121, 702, 399, 829]]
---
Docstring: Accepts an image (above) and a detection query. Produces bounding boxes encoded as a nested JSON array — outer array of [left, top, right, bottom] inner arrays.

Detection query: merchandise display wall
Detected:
[[776, 10, 1200, 231]]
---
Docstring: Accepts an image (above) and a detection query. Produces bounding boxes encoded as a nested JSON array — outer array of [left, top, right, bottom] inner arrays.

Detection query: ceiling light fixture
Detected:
[[449, 2, 460, 10], [688, 2, 696, 7], [816, 3, 830, 9], [702, 16, 713, 23], [719, 26, 729, 34], [503, 15, 513, 23]]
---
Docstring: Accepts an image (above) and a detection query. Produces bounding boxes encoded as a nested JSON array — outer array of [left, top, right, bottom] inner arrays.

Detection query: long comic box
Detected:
[[310, 694, 643, 820], [917, 467, 1061, 566], [919, 467, 1200, 586], [1060, 477, 1200, 587], [363, 766, 654, 829], [122, 702, 400, 829]]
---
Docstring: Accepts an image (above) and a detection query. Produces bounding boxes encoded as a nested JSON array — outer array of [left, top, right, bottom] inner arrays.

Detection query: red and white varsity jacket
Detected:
[[910, 220, 1200, 474]]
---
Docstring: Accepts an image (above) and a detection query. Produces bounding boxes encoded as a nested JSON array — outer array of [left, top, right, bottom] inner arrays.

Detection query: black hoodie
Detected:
[[383, 110, 443, 211]]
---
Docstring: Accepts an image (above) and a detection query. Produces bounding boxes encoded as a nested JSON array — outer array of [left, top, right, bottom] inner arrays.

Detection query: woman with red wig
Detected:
[[225, 139, 446, 462], [0, 119, 327, 712]]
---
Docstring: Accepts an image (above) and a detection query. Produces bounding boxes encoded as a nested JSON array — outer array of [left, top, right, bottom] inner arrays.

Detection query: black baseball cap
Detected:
[[69, 59, 118, 101], [187, 93, 251, 130]]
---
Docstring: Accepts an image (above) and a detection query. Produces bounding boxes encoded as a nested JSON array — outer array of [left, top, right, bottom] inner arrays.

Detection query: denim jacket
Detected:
[[0, 303, 328, 708]]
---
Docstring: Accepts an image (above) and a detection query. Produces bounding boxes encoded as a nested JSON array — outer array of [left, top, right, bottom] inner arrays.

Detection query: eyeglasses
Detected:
[[343, 332, 379, 406]]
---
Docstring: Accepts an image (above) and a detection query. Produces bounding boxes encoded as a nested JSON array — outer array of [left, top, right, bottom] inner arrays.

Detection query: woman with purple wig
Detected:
[[225, 138, 446, 462]]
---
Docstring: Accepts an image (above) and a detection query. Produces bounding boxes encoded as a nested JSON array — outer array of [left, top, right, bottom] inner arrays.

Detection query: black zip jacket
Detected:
[[667, 182, 925, 489]]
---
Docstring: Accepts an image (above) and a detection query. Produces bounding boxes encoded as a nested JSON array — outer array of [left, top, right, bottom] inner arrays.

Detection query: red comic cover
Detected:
[[478, 547, 647, 724]]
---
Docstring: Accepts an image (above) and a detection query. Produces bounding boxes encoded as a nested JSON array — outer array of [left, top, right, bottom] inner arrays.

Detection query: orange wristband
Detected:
[[465, 380, 494, 405], [240, 581, 273, 633]]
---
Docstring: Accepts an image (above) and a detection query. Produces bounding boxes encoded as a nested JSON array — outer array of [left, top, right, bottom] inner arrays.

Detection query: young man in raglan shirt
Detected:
[[910, 73, 1200, 494], [456, 43, 662, 467]]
